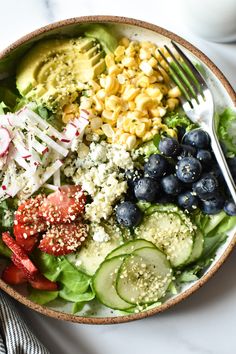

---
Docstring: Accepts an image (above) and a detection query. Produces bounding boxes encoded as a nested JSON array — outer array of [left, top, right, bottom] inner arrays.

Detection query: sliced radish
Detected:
[[0, 127, 11, 157]]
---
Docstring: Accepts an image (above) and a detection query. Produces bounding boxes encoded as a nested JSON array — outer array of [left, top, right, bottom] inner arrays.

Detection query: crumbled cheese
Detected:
[[63, 140, 134, 222], [92, 225, 110, 243]]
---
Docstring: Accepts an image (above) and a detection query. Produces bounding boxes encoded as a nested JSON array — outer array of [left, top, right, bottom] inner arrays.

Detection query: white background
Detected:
[[0, 1, 236, 353]]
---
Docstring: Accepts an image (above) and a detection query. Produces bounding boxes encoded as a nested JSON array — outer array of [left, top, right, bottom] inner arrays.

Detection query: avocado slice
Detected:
[[16, 37, 106, 112]]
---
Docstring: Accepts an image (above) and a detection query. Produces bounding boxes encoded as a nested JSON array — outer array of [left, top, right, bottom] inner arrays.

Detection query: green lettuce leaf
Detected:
[[29, 289, 58, 305], [33, 251, 93, 308], [218, 108, 236, 155], [59, 287, 95, 303], [164, 111, 197, 131], [0, 237, 12, 258]]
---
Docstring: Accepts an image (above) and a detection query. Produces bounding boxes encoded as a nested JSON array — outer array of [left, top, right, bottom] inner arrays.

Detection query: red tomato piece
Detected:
[[29, 275, 58, 291], [39, 185, 86, 224], [1, 262, 27, 285], [2, 232, 38, 280], [39, 222, 88, 256]]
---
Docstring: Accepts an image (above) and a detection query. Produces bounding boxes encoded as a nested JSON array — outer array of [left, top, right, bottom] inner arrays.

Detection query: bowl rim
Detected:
[[0, 15, 235, 325]]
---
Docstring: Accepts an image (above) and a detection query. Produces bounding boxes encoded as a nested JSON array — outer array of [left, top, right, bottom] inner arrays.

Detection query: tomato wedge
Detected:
[[39, 185, 86, 224], [1, 263, 27, 285], [29, 275, 58, 291], [2, 232, 38, 279]]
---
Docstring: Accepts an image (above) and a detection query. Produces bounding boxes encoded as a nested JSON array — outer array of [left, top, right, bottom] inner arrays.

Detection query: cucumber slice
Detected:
[[135, 205, 195, 267], [92, 255, 133, 310], [186, 230, 204, 264], [106, 239, 155, 259], [116, 247, 172, 305]]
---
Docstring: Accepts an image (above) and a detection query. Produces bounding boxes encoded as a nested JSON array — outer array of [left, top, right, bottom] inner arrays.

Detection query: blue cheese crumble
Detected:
[[63, 141, 134, 222]]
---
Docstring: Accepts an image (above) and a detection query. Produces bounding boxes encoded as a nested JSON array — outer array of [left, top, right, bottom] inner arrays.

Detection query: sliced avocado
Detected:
[[16, 37, 106, 112], [84, 24, 118, 53]]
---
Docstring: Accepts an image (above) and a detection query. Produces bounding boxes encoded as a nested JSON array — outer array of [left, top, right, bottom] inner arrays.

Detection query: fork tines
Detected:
[[157, 41, 207, 105]]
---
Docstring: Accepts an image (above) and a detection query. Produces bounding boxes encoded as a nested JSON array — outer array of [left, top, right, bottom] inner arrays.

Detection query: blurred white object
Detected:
[[181, 0, 236, 42]]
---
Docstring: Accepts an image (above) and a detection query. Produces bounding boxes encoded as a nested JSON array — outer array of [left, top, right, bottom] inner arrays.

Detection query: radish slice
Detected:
[[0, 127, 11, 157]]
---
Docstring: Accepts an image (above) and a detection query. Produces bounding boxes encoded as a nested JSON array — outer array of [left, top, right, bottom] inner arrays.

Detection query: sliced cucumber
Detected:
[[135, 205, 195, 267], [186, 230, 204, 264], [68, 221, 123, 275], [106, 239, 155, 259], [92, 255, 133, 310], [116, 247, 172, 305]]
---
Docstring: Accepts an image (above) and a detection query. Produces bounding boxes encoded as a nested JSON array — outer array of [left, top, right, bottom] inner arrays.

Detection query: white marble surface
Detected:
[[0, 1, 236, 353]]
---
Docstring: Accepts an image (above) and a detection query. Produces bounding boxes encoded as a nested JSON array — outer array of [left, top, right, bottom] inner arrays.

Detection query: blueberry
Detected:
[[159, 137, 180, 157], [193, 174, 219, 200], [210, 164, 224, 183], [161, 174, 183, 195], [224, 200, 236, 216], [176, 157, 202, 183], [178, 144, 197, 158], [144, 154, 169, 179], [116, 201, 143, 228], [201, 195, 224, 215], [177, 191, 199, 211], [183, 129, 210, 149], [134, 177, 160, 202], [196, 149, 212, 166]]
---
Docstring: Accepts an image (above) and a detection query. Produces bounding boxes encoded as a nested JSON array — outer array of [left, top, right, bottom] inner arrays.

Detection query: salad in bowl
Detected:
[[0, 19, 236, 322]]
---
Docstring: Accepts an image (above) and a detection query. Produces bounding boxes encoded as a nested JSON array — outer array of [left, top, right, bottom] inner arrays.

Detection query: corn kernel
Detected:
[[105, 76, 120, 95], [102, 124, 115, 138], [105, 95, 122, 111], [114, 46, 125, 58], [119, 37, 130, 48], [80, 97, 92, 109], [118, 132, 129, 145], [96, 89, 106, 100], [139, 48, 152, 60], [126, 135, 137, 150], [91, 117, 103, 130], [145, 85, 163, 99], [148, 57, 158, 68], [105, 53, 115, 68], [142, 131, 153, 142], [152, 117, 162, 126], [122, 57, 136, 68], [139, 61, 154, 77], [136, 75, 150, 88], [128, 101, 136, 111], [167, 98, 179, 111], [108, 65, 122, 75], [122, 85, 140, 101], [62, 113, 74, 123], [135, 122, 146, 138], [135, 93, 153, 111], [168, 86, 181, 98], [93, 96, 104, 112]]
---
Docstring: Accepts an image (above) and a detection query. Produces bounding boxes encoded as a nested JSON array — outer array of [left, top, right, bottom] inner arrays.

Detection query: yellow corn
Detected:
[[119, 37, 130, 48]]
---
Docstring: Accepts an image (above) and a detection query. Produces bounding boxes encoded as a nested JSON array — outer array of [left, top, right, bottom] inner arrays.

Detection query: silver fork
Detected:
[[157, 41, 236, 204]]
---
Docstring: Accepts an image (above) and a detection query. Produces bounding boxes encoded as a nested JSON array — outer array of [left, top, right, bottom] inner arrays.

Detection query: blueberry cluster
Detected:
[[116, 129, 236, 228]]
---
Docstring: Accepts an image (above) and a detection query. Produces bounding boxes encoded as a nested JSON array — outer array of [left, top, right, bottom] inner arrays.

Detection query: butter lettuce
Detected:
[[32, 251, 94, 308], [218, 108, 236, 155], [29, 289, 59, 306]]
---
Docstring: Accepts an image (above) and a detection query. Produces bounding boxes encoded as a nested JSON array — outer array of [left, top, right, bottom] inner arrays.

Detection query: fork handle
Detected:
[[209, 131, 236, 205]]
